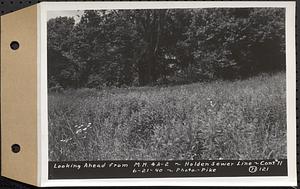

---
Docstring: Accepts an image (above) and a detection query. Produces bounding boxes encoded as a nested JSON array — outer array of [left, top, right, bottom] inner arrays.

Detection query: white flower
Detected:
[[60, 138, 72, 143], [76, 129, 82, 134]]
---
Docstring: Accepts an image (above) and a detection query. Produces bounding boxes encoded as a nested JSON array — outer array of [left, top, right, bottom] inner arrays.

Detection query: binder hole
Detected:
[[11, 144, 21, 153], [10, 41, 20, 50]]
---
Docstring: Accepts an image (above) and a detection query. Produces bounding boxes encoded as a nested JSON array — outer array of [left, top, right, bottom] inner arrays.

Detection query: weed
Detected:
[[48, 72, 286, 161]]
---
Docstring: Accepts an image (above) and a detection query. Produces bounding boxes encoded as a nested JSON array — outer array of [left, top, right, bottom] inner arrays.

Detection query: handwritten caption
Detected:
[[53, 159, 284, 174]]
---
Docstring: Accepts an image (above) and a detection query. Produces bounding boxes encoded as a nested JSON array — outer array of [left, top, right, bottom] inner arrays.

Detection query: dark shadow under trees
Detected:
[[47, 8, 285, 89]]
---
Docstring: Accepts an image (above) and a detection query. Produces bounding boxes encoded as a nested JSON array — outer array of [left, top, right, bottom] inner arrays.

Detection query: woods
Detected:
[[47, 8, 285, 89]]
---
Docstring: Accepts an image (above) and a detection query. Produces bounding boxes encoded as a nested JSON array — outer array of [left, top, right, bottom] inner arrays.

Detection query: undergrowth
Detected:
[[48, 72, 286, 161]]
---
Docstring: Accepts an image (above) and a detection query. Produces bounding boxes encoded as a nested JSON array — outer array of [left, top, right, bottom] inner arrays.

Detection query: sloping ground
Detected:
[[48, 72, 286, 161]]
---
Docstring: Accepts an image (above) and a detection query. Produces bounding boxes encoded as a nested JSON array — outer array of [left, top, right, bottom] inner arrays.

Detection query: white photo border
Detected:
[[38, 1, 297, 187]]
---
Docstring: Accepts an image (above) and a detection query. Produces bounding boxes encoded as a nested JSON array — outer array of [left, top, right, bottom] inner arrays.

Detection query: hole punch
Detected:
[[11, 144, 21, 153], [10, 41, 20, 50]]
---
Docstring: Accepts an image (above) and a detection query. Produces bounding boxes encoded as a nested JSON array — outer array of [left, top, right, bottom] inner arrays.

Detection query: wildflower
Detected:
[[60, 138, 72, 143], [76, 129, 82, 134], [209, 100, 216, 107], [216, 130, 222, 133], [66, 138, 72, 142]]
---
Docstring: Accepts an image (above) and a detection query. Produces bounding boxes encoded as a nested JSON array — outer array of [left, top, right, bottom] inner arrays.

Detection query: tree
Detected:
[[47, 8, 286, 89], [186, 8, 285, 79], [47, 17, 77, 88], [47, 17, 75, 51]]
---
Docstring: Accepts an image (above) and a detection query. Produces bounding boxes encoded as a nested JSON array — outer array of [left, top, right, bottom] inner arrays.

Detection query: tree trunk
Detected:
[[136, 10, 167, 86]]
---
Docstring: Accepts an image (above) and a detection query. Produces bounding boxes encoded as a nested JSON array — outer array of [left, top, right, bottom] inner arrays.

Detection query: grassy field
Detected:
[[48, 72, 286, 161]]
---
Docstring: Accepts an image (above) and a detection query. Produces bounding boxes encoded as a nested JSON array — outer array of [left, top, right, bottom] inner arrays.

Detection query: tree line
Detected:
[[47, 8, 285, 89]]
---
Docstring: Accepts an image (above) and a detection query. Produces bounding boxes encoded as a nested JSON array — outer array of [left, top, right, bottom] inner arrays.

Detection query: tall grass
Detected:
[[48, 72, 286, 161]]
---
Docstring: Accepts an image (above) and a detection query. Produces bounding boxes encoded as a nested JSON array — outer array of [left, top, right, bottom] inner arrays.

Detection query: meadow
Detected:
[[48, 72, 286, 161]]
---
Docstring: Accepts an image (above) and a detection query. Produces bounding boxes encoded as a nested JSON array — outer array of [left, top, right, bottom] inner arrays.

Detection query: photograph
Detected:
[[47, 7, 287, 162]]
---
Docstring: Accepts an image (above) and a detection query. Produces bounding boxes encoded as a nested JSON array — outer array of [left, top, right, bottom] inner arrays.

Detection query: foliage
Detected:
[[47, 8, 285, 89], [48, 72, 286, 161]]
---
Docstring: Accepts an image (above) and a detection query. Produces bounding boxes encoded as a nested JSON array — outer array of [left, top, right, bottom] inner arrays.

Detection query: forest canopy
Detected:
[[47, 8, 285, 89]]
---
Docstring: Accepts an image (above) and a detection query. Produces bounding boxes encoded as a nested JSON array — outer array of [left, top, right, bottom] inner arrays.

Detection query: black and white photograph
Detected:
[[47, 7, 287, 162], [0, 1, 296, 187], [42, 1, 298, 183], [45, 4, 292, 176]]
